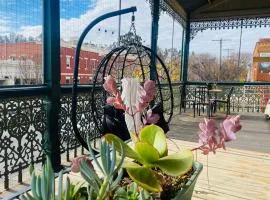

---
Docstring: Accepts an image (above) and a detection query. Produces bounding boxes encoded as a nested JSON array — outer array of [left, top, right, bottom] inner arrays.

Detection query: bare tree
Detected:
[[188, 52, 251, 82], [18, 55, 42, 84]]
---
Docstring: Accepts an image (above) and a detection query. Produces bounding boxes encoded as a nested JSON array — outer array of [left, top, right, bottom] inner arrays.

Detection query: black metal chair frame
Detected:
[[212, 87, 234, 116], [71, 9, 174, 150]]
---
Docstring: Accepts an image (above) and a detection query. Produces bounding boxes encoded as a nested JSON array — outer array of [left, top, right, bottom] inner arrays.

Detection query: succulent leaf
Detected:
[[36, 175, 42, 198], [80, 160, 100, 192], [124, 161, 162, 193], [110, 143, 116, 175], [87, 136, 104, 174], [101, 140, 109, 175], [65, 177, 70, 200], [135, 142, 159, 165], [30, 172, 38, 198], [139, 125, 168, 157], [104, 134, 143, 163], [58, 170, 63, 200], [153, 150, 194, 176]]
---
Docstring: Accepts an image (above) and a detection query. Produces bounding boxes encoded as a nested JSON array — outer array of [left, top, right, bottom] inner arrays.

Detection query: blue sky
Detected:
[[0, 0, 269, 57], [0, 0, 93, 27], [61, 0, 95, 19]]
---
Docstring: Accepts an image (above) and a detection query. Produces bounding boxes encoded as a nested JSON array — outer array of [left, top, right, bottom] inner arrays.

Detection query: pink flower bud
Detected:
[[71, 155, 93, 173]]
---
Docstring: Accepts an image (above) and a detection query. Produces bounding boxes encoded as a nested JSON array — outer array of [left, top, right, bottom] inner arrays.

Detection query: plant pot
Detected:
[[173, 161, 203, 200]]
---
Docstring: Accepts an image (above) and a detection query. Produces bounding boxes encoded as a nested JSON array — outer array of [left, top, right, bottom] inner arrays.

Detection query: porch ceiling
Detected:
[[174, 0, 270, 21]]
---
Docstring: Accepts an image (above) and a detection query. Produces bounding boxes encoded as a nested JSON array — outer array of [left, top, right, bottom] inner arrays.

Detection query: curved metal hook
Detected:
[[72, 7, 137, 149]]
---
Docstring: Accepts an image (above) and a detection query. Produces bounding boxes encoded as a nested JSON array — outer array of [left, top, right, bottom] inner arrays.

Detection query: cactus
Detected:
[[20, 156, 85, 200], [80, 138, 125, 200]]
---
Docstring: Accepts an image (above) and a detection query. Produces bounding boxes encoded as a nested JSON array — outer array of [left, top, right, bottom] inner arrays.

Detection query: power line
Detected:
[[223, 48, 234, 59]]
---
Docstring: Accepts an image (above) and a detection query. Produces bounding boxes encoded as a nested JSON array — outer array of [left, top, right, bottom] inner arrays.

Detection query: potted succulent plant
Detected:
[[99, 76, 242, 199], [22, 76, 242, 200]]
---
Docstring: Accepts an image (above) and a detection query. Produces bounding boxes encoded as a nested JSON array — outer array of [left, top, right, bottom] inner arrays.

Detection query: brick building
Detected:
[[252, 38, 270, 82], [60, 46, 99, 84], [0, 42, 100, 85]]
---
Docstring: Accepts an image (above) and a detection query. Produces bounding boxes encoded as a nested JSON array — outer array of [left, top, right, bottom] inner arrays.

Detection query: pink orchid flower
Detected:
[[198, 119, 219, 154], [142, 80, 156, 102], [221, 115, 242, 142], [194, 115, 242, 155], [103, 75, 126, 110], [71, 155, 93, 173], [103, 75, 118, 96], [142, 109, 160, 125], [103, 76, 157, 136], [198, 119, 218, 144]]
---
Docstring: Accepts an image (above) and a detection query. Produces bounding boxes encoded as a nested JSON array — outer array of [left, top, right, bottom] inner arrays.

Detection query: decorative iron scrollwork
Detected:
[[190, 17, 270, 39], [0, 96, 45, 191]]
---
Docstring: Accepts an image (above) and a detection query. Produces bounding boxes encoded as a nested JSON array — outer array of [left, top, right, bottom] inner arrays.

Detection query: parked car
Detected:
[[265, 99, 270, 119]]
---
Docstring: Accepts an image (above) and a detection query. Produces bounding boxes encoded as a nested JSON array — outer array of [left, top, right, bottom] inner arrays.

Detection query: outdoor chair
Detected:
[[70, 9, 175, 151], [194, 86, 213, 118], [180, 85, 196, 118], [72, 44, 174, 150], [212, 87, 234, 116]]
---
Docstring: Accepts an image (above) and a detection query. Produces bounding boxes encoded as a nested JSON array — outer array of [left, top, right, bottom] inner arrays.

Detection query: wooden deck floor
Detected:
[[167, 111, 270, 200], [2, 112, 270, 200], [168, 139, 270, 200]]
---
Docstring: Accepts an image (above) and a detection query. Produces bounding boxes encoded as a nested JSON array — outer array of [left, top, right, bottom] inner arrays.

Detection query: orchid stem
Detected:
[[207, 155, 210, 185], [130, 107, 139, 137], [191, 144, 206, 152]]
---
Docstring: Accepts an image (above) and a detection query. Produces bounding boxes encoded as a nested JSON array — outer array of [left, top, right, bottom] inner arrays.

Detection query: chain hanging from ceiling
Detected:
[[190, 17, 270, 39]]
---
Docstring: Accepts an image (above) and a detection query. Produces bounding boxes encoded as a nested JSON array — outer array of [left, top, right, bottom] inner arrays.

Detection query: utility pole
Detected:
[[118, 0, 122, 46], [117, 0, 122, 82], [223, 48, 234, 59], [212, 38, 229, 80]]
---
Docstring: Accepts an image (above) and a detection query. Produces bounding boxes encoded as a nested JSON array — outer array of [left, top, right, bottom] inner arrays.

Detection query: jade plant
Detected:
[[105, 125, 193, 193], [21, 156, 85, 200]]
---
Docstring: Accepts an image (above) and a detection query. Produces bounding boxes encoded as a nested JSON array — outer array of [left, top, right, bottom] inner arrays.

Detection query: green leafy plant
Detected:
[[21, 156, 85, 200], [114, 182, 152, 200], [104, 124, 194, 193], [79, 139, 125, 200]]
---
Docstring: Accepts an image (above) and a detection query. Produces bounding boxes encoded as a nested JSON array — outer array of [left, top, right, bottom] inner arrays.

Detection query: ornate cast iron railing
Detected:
[[0, 96, 45, 191], [0, 84, 268, 193], [183, 85, 270, 113]]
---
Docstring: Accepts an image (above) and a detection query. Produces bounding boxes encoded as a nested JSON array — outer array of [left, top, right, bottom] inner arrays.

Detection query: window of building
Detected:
[[66, 56, 71, 68], [85, 58, 88, 70], [66, 76, 70, 84]]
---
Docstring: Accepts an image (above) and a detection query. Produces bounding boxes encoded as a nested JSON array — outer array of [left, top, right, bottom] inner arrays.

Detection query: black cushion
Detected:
[[101, 105, 130, 141], [101, 102, 169, 140]]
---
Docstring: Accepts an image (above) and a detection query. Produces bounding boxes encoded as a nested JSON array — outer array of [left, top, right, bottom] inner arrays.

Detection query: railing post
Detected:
[[150, 0, 160, 80], [181, 15, 190, 108], [43, 0, 62, 171]]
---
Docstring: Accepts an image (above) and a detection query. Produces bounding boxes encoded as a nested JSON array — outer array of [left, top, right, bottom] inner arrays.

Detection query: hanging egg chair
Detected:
[[72, 8, 174, 150]]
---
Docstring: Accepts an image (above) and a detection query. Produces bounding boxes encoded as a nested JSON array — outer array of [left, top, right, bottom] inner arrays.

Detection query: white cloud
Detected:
[[17, 0, 179, 49], [19, 25, 42, 38], [0, 19, 10, 34]]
